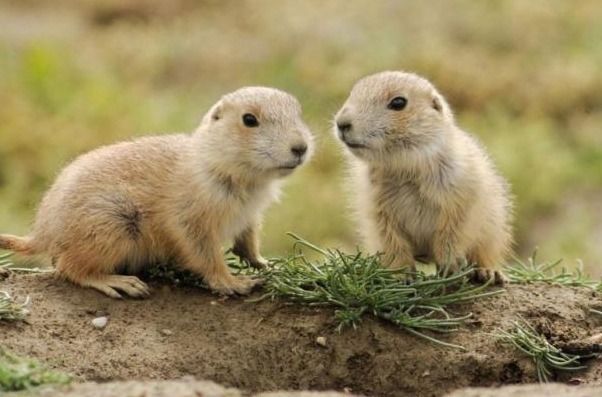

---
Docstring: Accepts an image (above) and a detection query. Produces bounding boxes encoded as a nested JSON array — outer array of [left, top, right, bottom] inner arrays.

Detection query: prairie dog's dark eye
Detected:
[[242, 113, 259, 127], [387, 96, 408, 111]]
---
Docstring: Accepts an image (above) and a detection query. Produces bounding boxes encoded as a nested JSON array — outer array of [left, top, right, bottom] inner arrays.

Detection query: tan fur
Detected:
[[334, 71, 513, 283], [0, 86, 313, 298]]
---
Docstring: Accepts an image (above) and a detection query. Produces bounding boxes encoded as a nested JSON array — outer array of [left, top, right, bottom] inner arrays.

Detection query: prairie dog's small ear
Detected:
[[201, 102, 223, 125], [210, 103, 223, 121], [432, 96, 444, 113], [432, 94, 454, 121]]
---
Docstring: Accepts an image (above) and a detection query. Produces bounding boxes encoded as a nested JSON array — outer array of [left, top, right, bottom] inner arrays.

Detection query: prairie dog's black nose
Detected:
[[291, 144, 308, 157], [337, 121, 352, 133]]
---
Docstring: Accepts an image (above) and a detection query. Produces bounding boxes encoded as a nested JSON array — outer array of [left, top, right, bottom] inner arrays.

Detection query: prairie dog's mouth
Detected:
[[277, 160, 301, 171], [344, 141, 368, 149], [274, 164, 298, 177]]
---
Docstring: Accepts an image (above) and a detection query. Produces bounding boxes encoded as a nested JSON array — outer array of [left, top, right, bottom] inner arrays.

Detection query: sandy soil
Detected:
[[1, 271, 602, 397]]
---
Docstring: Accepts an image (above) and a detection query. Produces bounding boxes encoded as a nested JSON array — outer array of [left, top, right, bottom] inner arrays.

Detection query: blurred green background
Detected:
[[1, 0, 601, 275]]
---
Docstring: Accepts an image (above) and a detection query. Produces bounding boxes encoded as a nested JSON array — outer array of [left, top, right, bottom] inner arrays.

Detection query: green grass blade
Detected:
[[493, 317, 587, 382], [506, 253, 597, 289]]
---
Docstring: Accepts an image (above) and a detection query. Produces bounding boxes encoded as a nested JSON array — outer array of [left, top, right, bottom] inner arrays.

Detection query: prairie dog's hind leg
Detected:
[[80, 275, 151, 299], [54, 251, 151, 299], [49, 194, 153, 298], [232, 225, 268, 269]]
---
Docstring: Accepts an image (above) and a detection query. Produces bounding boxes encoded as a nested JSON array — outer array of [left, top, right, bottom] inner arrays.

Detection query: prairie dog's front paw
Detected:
[[249, 256, 268, 269], [207, 274, 263, 295], [232, 244, 268, 269], [472, 268, 507, 285]]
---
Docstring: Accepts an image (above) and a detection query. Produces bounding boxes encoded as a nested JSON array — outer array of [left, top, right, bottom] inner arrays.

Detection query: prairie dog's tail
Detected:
[[0, 234, 37, 256]]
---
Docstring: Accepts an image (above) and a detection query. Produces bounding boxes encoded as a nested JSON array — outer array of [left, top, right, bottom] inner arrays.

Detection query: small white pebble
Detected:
[[160, 329, 173, 336], [315, 336, 327, 347], [91, 316, 108, 329]]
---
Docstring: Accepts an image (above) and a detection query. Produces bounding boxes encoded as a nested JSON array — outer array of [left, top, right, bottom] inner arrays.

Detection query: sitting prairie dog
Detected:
[[0, 86, 313, 298], [334, 71, 513, 283]]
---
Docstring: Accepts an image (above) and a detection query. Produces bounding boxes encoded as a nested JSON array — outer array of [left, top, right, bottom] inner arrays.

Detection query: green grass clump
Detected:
[[144, 262, 209, 289], [254, 234, 504, 349], [0, 253, 30, 323], [0, 292, 29, 323], [494, 317, 587, 382], [505, 251, 599, 289], [0, 347, 71, 392]]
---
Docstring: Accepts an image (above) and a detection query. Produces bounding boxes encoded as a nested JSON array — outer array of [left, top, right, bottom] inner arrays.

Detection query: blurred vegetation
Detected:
[[0, 346, 71, 391], [0, 0, 600, 275]]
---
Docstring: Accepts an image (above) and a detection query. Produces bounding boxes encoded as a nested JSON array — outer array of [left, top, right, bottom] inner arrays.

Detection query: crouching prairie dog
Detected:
[[0, 86, 313, 298], [334, 71, 513, 283]]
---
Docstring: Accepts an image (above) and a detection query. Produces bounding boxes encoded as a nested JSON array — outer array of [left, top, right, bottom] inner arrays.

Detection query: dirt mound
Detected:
[[9, 379, 602, 397], [1, 272, 602, 397]]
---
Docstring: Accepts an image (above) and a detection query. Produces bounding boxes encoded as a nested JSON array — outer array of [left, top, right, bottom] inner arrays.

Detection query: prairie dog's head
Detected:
[[196, 86, 313, 178], [334, 71, 453, 163]]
